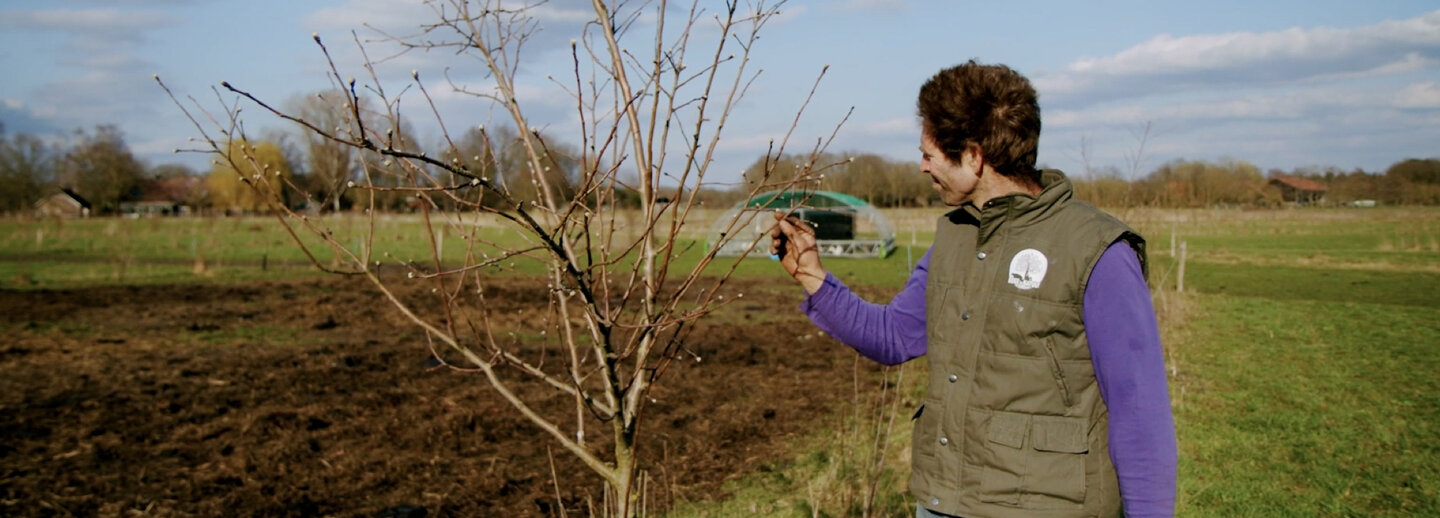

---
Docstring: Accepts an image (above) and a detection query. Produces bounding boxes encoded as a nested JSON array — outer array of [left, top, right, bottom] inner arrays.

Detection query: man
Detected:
[[771, 61, 1177, 517]]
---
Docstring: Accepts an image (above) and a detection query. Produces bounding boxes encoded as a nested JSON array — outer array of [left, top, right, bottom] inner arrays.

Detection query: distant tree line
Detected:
[[1071, 158, 1440, 208], [0, 123, 186, 214], [3, 114, 1437, 215], [734, 151, 1440, 209], [0, 88, 586, 215]]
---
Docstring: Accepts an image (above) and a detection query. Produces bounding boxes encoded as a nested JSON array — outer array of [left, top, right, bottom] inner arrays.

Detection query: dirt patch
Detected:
[[0, 275, 884, 516]]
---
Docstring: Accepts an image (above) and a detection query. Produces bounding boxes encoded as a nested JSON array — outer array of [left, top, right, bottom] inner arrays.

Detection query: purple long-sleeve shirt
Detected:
[[802, 242, 1177, 517]]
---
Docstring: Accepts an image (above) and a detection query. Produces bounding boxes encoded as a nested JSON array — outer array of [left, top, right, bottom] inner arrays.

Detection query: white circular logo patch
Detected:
[[1008, 249, 1048, 290]]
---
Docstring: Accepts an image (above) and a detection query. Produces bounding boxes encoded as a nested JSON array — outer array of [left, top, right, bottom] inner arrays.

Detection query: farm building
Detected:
[[119, 200, 187, 217], [120, 176, 201, 216], [1269, 176, 1328, 205], [708, 190, 896, 258], [33, 188, 91, 218]]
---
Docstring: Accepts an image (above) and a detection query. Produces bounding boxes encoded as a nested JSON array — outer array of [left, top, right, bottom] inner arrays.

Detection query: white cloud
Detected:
[[0, 7, 172, 69], [1040, 78, 1440, 177], [0, 6, 176, 135], [1048, 79, 1437, 131], [0, 8, 175, 37], [1340, 52, 1438, 78], [30, 69, 164, 125], [1035, 9, 1440, 106], [1027, 9, 1440, 176], [0, 99, 63, 135], [302, 0, 431, 34], [304, 0, 594, 52], [1395, 81, 1440, 109], [854, 117, 913, 137]]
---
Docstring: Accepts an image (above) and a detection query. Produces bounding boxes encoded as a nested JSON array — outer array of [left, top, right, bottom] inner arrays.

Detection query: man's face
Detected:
[[920, 134, 978, 207]]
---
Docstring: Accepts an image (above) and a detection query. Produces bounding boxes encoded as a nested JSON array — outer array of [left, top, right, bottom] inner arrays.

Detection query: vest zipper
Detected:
[[1041, 337, 1074, 408]]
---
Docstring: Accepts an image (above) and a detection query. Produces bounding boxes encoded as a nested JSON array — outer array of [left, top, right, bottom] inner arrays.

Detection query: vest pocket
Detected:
[[978, 412, 1088, 509], [1028, 415, 1089, 506], [1032, 415, 1088, 453], [979, 411, 1028, 505]]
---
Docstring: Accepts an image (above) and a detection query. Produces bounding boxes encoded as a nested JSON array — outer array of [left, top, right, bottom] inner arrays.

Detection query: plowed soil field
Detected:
[[0, 275, 886, 516]]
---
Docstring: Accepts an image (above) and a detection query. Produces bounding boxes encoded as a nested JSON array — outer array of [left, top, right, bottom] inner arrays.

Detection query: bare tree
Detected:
[[288, 90, 365, 212], [0, 124, 57, 213], [159, 1, 836, 515], [1124, 120, 1153, 179], [56, 125, 146, 213]]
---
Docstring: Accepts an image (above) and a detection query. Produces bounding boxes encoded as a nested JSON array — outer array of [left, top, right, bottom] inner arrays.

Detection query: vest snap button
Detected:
[[948, 374, 958, 383], [930, 497, 940, 506], [961, 312, 970, 321], [939, 437, 949, 446], [977, 251, 987, 260]]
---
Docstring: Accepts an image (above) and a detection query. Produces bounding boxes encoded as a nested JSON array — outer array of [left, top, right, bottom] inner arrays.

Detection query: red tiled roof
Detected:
[[141, 176, 202, 202], [1269, 176, 1328, 192]]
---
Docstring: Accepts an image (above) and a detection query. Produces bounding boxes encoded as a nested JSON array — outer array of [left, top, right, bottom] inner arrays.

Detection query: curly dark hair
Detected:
[[917, 60, 1041, 184]]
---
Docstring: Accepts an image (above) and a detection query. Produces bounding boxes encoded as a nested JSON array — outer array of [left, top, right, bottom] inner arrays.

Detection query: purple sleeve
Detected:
[[800, 249, 930, 365], [1084, 242, 1178, 517]]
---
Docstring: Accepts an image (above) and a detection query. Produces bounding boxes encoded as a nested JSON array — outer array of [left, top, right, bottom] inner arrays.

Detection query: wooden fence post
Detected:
[[1177, 241, 1187, 293]]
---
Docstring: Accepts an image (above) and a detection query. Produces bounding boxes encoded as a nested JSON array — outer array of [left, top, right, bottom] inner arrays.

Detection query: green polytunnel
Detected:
[[707, 190, 896, 258]]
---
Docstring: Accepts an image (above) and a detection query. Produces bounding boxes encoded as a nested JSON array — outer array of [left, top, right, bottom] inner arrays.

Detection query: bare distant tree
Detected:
[[56, 125, 145, 213], [0, 124, 57, 213], [1124, 120, 1153, 179], [160, 1, 836, 515], [287, 90, 369, 212]]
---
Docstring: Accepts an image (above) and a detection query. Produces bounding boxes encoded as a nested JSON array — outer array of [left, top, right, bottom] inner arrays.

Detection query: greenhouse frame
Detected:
[[707, 190, 897, 258]]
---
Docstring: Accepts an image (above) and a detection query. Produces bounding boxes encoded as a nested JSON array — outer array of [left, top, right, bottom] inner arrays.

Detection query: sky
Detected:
[[2, 0, 1438, 187]]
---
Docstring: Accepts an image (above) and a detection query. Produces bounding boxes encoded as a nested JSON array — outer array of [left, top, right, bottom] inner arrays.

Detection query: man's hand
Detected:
[[771, 211, 827, 294]]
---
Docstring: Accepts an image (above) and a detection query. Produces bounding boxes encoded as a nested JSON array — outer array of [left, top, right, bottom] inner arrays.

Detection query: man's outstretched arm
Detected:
[[773, 211, 928, 365], [801, 252, 929, 365]]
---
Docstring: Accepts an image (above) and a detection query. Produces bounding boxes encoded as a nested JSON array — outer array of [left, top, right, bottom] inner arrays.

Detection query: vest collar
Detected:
[[947, 169, 1074, 243]]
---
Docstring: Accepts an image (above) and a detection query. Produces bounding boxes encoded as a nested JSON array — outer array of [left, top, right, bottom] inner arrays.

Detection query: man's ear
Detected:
[[967, 143, 985, 175]]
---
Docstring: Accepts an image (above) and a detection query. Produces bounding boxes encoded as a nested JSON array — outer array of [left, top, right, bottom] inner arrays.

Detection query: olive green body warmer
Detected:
[[912, 171, 1145, 518]]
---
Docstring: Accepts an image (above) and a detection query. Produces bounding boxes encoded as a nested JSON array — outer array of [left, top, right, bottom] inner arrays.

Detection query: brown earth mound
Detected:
[[0, 275, 887, 516]]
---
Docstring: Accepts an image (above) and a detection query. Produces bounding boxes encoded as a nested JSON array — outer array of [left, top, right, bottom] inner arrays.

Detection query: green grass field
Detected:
[[673, 207, 1440, 517], [1151, 208, 1440, 516], [3, 206, 1437, 516], [0, 209, 926, 289]]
